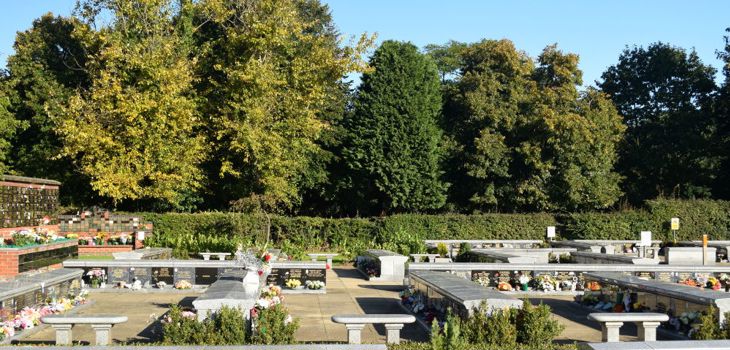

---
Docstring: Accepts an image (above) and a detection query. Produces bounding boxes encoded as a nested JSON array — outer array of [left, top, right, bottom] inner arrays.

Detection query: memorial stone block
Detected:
[[195, 267, 218, 285], [132, 267, 151, 284], [109, 267, 129, 285], [152, 267, 174, 285], [174, 267, 194, 285]]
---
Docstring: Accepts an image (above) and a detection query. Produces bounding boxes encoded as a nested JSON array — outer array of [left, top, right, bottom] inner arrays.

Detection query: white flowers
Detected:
[[256, 298, 271, 309], [305, 280, 325, 290]]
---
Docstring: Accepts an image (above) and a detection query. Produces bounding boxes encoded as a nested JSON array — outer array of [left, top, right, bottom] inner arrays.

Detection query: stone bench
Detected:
[[469, 249, 542, 264], [410, 253, 440, 263], [308, 253, 338, 266], [571, 251, 658, 265], [587, 312, 668, 342], [41, 314, 128, 345], [200, 252, 231, 261], [666, 247, 717, 265], [331, 314, 415, 344]]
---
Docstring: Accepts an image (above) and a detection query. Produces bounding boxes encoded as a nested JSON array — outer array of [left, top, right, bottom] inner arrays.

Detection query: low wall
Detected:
[[0, 240, 78, 277]]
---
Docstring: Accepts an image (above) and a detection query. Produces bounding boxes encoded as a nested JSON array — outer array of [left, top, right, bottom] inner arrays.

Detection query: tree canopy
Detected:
[[339, 40, 447, 214], [599, 42, 719, 202]]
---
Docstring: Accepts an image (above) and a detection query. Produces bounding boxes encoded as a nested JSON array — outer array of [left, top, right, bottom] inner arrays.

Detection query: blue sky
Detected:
[[2, 1, 729, 86]]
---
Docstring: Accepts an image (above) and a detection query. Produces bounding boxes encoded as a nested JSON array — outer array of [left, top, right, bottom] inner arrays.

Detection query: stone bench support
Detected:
[[308, 253, 338, 266], [587, 312, 668, 342], [201, 252, 231, 261], [331, 314, 416, 344], [41, 315, 129, 346]]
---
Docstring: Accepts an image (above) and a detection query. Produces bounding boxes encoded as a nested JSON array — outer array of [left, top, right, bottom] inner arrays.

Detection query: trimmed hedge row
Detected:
[[140, 200, 730, 259]]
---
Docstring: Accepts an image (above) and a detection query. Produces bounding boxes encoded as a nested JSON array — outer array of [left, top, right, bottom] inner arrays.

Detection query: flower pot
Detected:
[[521, 283, 529, 291]]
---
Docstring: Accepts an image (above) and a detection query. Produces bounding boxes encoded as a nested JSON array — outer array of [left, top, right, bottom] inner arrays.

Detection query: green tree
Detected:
[[3, 14, 97, 204], [424, 40, 467, 82], [0, 81, 25, 174], [445, 40, 624, 211], [715, 29, 730, 199], [599, 42, 719, 203], [57, 0, 205, 207], [340, 40, 448, 214], [193, 0, 372, 211]]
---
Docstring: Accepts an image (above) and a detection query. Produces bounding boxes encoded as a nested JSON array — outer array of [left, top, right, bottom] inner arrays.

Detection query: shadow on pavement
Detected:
[[332, 267, 365, 280], [355, 296, 428, 342]]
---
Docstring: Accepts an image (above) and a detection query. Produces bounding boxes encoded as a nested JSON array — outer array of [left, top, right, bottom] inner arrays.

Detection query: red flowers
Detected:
[[258, 270, 264, 276], [326, 263, 331, 270], [263, 254, 272, 262]]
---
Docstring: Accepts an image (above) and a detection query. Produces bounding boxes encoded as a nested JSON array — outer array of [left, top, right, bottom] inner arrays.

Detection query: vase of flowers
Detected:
[[519, 275, 531, 291]]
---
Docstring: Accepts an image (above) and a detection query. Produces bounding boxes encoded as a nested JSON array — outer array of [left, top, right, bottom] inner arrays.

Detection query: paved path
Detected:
[[286, 267, 427, 343], [18, 266, 669, 345], [20, 292, 200, 345]]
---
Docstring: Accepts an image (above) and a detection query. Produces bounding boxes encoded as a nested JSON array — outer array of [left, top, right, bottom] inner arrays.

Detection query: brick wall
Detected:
[[0, 240, 77, 277]]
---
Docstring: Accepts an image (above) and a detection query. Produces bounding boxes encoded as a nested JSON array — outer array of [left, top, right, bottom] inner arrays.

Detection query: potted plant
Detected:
[[519, 275, 531, 291]]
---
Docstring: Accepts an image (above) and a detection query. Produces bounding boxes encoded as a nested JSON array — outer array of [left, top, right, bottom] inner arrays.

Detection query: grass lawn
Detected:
[[77, 254, 114, 260]]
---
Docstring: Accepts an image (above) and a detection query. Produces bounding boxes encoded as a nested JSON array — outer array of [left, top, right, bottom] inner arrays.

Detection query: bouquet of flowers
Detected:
[[256, 284, 284, 309], [87, 269, 106, 288], [174, 280, 192, 289], [534, 274, 556, 292], [285, 279, 302, 289], [305, 280, 324, 290], [472, 275, 490, 287], [707, 277, 722, 290]]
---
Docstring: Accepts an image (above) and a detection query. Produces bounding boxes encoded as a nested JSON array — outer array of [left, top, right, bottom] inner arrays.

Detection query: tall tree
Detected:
[[340, 40, 447, 214], [445, 40, 624, 212], [0, 80, 25, 174], [193, 0, 372, 211], [599, 43, 719, 203], [57, 0, 205, 207], [4, 14, 97, 204], [715, 29, 730, 199]]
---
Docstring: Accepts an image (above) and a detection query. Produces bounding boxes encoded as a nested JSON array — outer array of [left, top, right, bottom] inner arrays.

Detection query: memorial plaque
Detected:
[[175, 267, 194, 285], [496, 270, 511, 283], [132, 267, 151, 284], [657, 272, 673, 282], [266, 268, 284, 286], [678, 272, 691, 282], [305, 269, 325, 283], [195, 267, 218, 285], [18, 245, 79, 273], [109, 267, 129, 284], [152, 267, 174, 285], [58, 281, 70, 297], [635, 271, 653, 279]]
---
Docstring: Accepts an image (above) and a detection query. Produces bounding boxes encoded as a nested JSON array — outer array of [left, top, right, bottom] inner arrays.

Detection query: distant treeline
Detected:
[[0, 0, 729, 216]]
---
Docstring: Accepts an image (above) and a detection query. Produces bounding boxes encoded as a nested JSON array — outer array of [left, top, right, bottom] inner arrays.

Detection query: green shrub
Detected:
[[162, 306, 247, 345], [516, 302, 564, 348], [461, 304, 516, 346], [250, 304, 299, 344], [561, 211, 658, 240], [647, 199, 730, 241], [693, 306, 722, 340]]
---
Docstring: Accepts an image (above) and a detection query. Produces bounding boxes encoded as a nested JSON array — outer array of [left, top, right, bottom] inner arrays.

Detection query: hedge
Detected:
[[138, 199, 730, 259]]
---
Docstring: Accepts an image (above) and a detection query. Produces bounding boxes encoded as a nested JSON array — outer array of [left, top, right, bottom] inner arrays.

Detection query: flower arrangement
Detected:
[[87, 269, 106, 288], [156, 281, 167, 289], [255, 284, 284, 310], [285, 279, 302, 289], [586, 281, 602, 291], [8, 228, 63, 247], [400, 287, 426, 313], [174, 280, 192, 289], [497, 281, 512, 291], [472, 275, 490, 287], [305, 280, 324, 290], [534, 274, 556, 292], [707, 277, 722, 290], [65, 233, 79, 240], [94, 233, 108, 245]]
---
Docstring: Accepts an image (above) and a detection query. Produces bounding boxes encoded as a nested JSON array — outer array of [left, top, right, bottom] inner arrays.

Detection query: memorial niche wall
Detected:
[[1, 175, 60, 229]]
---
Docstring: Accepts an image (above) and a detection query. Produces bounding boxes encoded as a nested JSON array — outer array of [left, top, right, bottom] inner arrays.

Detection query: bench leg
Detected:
[[327, 257, 333, 266], [202, 255, 210, 261], [345, 323, 365, 344], [601, 321, 623, 342], [636, 321, 661, 341], [91, 323, 113, 345], [51, 324, 73, 345], [217, 255, 225, 261], [385, 323, 404, 344]]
